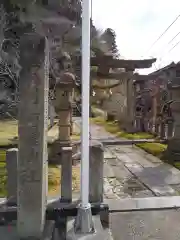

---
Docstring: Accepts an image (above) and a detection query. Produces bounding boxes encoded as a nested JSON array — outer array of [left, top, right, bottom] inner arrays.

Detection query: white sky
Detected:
[[92, 0, 180, 74]]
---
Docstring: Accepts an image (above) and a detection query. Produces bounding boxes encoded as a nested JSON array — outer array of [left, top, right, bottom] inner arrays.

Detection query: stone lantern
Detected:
[[54, 72, 75, 146], [49, 52, 75, 164]]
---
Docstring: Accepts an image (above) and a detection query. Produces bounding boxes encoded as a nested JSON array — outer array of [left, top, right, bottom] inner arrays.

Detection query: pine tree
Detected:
[[102, 28, 120, 58]]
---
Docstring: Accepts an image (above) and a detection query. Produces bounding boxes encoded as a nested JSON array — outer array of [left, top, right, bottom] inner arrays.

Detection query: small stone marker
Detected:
[[89, 140, 104, 203], [61, 146, 73, 202], [6, 148, 18, 205]]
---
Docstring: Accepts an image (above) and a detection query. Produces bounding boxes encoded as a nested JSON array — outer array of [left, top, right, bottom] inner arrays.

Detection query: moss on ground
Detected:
[[0, 150, 80, 197], [0, 120, 81, 147], [0, 120, 18, 146], [91, 106, 106, 118], [174, 162, 180, 170], [90, 116, 105, 125], [136, 143, 167, 157], [71, 132, 80, 140], [48, 165, 80, 196], [91, 116, 167, 158], [0, 119, 81, 197]]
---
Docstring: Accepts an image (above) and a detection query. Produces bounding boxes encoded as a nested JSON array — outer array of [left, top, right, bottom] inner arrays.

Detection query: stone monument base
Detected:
[[164, 138, 180, 163], [67, 216, 113, 240]]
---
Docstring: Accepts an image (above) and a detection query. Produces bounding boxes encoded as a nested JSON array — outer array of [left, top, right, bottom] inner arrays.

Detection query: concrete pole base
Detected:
[[74, 204, 94, 234], [67, 215, 113, 240]]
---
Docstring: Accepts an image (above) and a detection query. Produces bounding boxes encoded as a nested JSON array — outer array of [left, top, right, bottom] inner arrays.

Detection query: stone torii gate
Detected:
[[82, 55, 157, 132]]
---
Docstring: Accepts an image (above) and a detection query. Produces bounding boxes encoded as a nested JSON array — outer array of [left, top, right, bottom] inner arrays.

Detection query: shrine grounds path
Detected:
[[74, 117, 180, 240], [1, 118, 180, 239]]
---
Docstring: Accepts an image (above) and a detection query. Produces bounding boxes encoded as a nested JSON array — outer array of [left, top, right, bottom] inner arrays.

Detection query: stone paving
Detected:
[[104, 145, 180, 198], [74, 118, 180, 240], [74, 118, 180, 199], [2, 118, 180, 239]]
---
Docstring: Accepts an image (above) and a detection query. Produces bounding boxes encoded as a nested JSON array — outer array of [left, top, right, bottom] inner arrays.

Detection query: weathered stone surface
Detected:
[[110, 210, 180, 240], [75, 120, 180, 199], [6, 148, 18, 204], [89, 141, 104, 202], [133, 190, 154, 198], [110, 146, 135, 154], [18, 34, 49, 238], [103, 162, 115, 178], [126, 153, 157, 168], [166, 138, 180, 162], [144, 153, 162, 164], [116, 154, 135, 164], [67, 215, 113, 240], [125, 164, 176, 196], [165, 89, 180, 161], [110, 162, 132, 181], [103, 178, 119, 199], [61, 146, 73, 202], [104, 149, 116, 159]]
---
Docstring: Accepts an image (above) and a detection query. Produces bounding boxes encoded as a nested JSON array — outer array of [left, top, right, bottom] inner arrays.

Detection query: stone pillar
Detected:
[[155, 118, 160, 136], [160, 121, 166, 139], [49, 101, 56, 128], [61, 146, 73, 202], [167, 118, 174, 138], [17, 33, 49, 239], [89, 141, 104, 203], [6, 148, 18, 205], [151, 96, 157, 133], [166, 87, 180, 162], [125, 71, 135, 132]]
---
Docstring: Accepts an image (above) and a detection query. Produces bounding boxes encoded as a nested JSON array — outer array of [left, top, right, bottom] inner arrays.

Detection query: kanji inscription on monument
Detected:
[[18, 33, 49, 239]]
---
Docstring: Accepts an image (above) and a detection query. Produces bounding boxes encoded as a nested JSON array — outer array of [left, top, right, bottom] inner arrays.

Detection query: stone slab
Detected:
[[110, 163, 133, 181], [105, 196, 180, 212], [103, 163, 115, 178], [104, 150, 116, 159], [110, 210, 180, 240], [67, 215, 113, 240], [144, 153, 162, 164], [132, 190, 154, 198], [103, 178, 119, 199], [109, 146, 135, 154], [116, 154, 135, 164], [125, 163, 143, 174], [125, 163, 176, 196], [0, 223, 18, 240], [0, 220, 54, 240], [127, 164, 180, 186], [126, 153, 157, 168]]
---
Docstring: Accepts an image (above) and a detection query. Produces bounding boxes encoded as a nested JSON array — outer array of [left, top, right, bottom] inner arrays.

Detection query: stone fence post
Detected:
[[160, 120, 166, 139], [61, 146, 73, 203], [89, 141, 104, 203], [167, 119, 174, 139], [6, 148, 18, 205]]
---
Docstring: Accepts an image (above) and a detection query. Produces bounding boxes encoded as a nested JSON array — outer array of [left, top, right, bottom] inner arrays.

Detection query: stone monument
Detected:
[[17, 33, 49, 239], [165, 80, 180, 162]]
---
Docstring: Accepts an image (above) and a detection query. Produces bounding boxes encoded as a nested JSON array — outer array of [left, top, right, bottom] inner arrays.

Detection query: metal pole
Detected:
[[74, 0, 94, 234], [81, 0, 91, 208]]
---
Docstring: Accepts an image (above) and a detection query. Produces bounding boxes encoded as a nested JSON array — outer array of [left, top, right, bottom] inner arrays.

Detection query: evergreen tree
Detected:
[[102, 28, 120, 58]]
